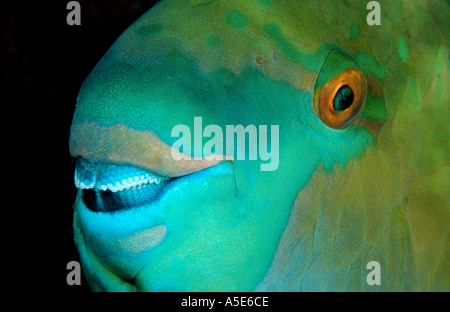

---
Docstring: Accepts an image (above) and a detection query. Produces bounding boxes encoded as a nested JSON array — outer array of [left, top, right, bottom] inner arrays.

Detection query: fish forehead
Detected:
[[72, 0, 448, 124], [71, 0, 374, 126]]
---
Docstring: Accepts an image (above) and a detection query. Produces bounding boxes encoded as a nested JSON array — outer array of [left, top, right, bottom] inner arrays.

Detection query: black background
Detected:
[[5, 0, 158, 293]]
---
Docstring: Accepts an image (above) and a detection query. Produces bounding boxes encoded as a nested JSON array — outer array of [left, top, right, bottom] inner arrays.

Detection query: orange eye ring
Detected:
[[315, 68, 367, 129]]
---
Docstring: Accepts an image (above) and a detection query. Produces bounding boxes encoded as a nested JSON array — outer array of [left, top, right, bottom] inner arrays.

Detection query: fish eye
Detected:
[[315, 68, 367, 129], [313, 48, 367, 130]]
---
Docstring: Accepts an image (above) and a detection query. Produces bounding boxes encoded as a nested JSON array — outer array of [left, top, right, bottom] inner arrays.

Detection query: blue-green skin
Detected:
[[70, 0, 449, 291]]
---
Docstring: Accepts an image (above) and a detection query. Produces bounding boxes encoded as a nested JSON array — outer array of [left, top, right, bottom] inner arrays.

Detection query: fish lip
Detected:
[[74, 159, 236, 281], [74, 156, 234, 212], [75, 160, 235, 237], [71, 121, 236, 253], [69, 121, 229, 178]]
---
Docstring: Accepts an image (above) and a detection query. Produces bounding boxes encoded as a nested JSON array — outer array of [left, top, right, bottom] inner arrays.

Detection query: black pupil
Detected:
[[333, 85, 354, 112]]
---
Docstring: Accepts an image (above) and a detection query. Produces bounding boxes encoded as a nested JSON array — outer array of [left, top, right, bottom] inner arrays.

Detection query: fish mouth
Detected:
[[75, 157, 174, 213], [73, 156, 236, 289], [73, 156, 235, 265], [70, 121, 233, 213], [74, 156, 234, 214], [71, 121, 235, 264]]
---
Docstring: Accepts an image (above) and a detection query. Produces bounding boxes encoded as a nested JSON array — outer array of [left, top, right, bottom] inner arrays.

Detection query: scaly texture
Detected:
[[70, 0, 449, 291]]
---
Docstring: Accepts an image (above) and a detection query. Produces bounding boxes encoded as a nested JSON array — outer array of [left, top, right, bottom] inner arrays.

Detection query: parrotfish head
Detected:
[[69, 0, 449, 291]]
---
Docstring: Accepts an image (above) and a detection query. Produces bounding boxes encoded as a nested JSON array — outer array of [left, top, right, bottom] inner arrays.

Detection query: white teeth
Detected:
[[96, 173, 166, 192], [74, 158, 97, 189], [74, 174, 96, 190], [74, 159, 168, 193]]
